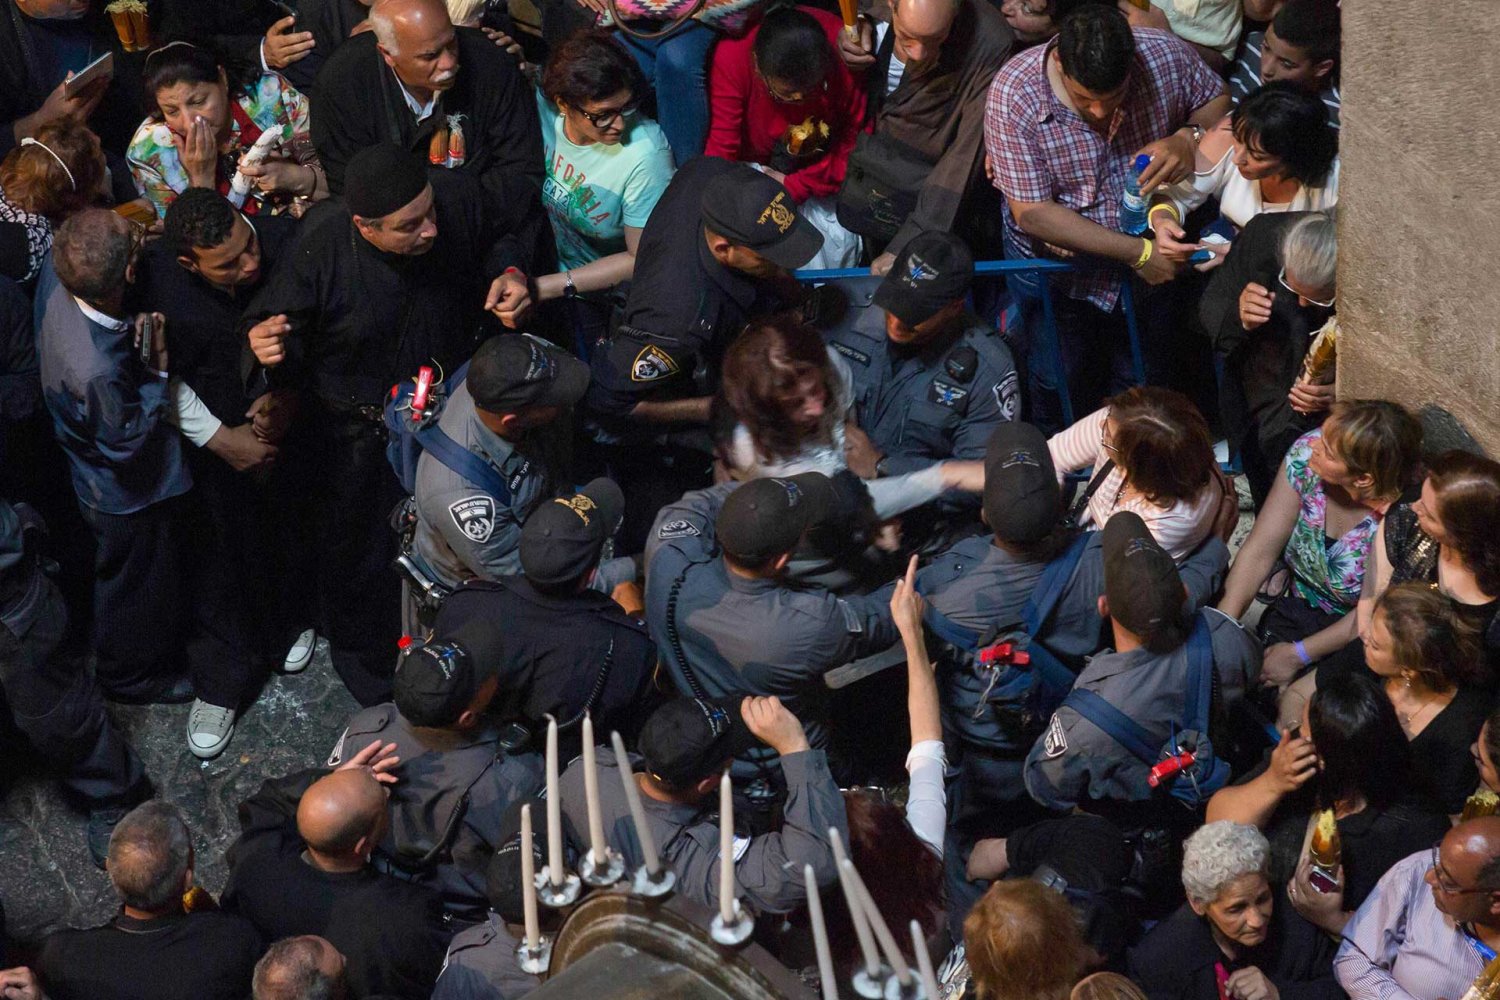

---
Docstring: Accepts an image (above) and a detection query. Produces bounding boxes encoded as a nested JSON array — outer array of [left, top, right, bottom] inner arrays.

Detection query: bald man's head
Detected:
[[1429, 816, 1500, 926], [889, 0, 959, 74], [297, 770, 388, 860], [371, 0, 459, 93]]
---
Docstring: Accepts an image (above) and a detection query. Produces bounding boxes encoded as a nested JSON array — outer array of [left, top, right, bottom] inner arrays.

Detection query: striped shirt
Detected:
[[1334, 849, 1486, 999], [1228, 30, 1341, 129]]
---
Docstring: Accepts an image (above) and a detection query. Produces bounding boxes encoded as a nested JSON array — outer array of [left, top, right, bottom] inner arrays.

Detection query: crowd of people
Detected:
[[3, 0, 1499, 999]]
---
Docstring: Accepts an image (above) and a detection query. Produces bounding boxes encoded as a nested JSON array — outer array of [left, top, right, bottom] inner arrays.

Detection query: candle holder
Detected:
[[536, 868, 582, 908], [578, 846, 626, 888], [883, 975, 922, 1000], [709, 898, 755, 947], [630, 864, 677, 899], [851, 964, 895, 1000], [514, 934, 554, 975]]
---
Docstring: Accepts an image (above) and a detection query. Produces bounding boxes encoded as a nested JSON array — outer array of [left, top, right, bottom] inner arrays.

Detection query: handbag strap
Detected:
[[606, 0, 708, 41], [1065, 460, 1115, 529]]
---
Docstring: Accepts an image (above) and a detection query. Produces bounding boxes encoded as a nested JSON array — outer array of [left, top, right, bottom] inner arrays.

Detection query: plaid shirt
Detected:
[[985, 29, 1224, 311]]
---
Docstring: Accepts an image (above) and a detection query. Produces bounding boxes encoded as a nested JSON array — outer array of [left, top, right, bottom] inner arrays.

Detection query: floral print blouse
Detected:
[[1284, 429, 1380, 614], [126, 72, 316, 221]]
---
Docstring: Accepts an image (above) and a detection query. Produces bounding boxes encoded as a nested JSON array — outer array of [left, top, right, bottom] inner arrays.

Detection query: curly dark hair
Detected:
[[1231, 82, 1339, 187], [541, 30, 646, 110], [1427, 450, 1500, 597], [720, 316, 841, 464], [161, 187, 238, 259], [1056, 4, 1134, 94]]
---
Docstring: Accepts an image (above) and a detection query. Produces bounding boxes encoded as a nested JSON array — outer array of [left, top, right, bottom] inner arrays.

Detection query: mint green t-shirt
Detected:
[[537, 92, 675, 272]]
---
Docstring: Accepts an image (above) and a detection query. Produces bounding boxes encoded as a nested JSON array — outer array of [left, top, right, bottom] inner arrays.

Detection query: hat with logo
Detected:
[[983, 421, 1061, 544], [700, 164, 824, 271], [393, 633, 489, 727], [715, 472, 835, 565], [873, 231, 975, 327], [519, 478, 625, 587], [1101, 512, 1187, 642], [467, 333, 590, 413], [638, 696, 759, 788]]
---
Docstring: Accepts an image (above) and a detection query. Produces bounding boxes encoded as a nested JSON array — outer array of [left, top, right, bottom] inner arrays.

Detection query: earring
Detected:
[[1401, 669, 1414, 689]]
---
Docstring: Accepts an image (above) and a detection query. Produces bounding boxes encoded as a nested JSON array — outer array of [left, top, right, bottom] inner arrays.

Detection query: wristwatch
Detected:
[[563, 270, 577, 299]]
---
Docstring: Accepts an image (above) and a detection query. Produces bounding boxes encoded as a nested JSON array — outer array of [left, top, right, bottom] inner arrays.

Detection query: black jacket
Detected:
[[37, 909, 261, 1000]]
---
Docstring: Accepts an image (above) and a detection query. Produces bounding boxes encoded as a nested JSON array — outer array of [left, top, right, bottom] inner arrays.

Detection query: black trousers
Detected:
[[309, 408, 402, 707], [0, 577, 145, 806]]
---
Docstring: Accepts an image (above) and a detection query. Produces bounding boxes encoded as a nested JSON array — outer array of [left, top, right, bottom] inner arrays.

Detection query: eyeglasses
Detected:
[[578, 101, 639, 129], [1431, 842, 1495, 895], [1278, 267, 1336, 309], [1099, 409, 1119, 455]]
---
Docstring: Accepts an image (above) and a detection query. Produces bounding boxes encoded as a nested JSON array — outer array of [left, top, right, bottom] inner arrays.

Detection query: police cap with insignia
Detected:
[[983, 421, 1061, 545], [638, 696, 759, 789], [873, 230, 974, 328], [700, 164, 824, 271], [468, 333, 591, 413], [520, 477, 625, 587], [1101, 512, 1189, 651], [715, 472, 835, 566], [394, 626, 494, 727]]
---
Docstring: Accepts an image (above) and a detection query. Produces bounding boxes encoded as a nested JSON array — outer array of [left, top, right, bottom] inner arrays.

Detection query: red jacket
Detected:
[[704, 6, 869, 203]]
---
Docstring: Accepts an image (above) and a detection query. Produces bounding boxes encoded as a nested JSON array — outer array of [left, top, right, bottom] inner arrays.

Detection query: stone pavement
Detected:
[[0, 639, 357, 947]]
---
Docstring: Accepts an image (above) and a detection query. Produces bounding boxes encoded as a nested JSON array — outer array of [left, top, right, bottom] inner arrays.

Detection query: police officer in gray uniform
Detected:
[[826, 231, 1018, 544], [559, 695, 847, 916], [408, 333, 590, 611], [328, 623, 543, 922], [1024, 513, 1260, 834], [642, 473, 899, 773]]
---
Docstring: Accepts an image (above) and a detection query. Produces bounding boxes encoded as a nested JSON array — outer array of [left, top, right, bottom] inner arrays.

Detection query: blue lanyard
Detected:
[[1464, 924, 1498, 964]]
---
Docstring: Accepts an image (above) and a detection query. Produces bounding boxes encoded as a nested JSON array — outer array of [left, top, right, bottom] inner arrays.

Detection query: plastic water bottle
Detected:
[[1120, 153, 1151, 235]]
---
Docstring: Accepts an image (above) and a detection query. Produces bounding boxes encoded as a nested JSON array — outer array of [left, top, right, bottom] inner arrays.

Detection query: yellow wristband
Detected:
[[1131, 237, 1152, 270], [1149, 202, 1180, 224]]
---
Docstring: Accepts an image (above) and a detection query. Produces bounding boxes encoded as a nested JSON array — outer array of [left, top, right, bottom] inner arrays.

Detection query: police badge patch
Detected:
[[449, 496, 496, 543], [928, 379, 969, 408], [992, 372, 1020, 421], [1043, 714, 1068, 758], [631, 344, 681, 382], [657, 519, 700, 539]]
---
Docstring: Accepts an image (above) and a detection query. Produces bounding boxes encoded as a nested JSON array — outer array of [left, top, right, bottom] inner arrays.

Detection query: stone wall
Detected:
[[1338, 3, 1500, 454]]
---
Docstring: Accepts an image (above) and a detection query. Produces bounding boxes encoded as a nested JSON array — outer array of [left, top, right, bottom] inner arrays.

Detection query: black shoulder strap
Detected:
[[1064, 460, 1115, 529]]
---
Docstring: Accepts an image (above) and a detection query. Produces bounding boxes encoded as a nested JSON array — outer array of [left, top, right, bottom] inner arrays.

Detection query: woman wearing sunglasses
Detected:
[[530, 30, 674, 349]]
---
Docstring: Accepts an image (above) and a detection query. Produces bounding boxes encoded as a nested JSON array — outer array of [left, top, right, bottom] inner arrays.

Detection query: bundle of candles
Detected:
[[516, 713, 948, 998]]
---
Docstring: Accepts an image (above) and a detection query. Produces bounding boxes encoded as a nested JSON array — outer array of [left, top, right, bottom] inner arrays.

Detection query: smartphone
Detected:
[[1308, 867, 1339, 894], [138, 314, 155, 367], [64, 51, 113, 98], [268, 0, 297, 18], [1189, 249, 1214, 264]]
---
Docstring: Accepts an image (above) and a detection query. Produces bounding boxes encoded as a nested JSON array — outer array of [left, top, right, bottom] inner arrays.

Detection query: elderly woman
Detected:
[[1129, 822, 1341, 1000]]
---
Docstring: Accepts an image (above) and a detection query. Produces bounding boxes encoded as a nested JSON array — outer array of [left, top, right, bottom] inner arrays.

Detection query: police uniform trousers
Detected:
[[0, 577, 144, 806]]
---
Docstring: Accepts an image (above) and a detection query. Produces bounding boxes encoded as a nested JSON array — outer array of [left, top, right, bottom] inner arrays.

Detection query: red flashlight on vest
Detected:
[[1148, 751, 1196, 788], [410, 366, 434, 421]]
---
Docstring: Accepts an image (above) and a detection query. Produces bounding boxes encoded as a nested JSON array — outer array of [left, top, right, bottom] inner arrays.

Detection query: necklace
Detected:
[[1390, 678, 1444, 730]]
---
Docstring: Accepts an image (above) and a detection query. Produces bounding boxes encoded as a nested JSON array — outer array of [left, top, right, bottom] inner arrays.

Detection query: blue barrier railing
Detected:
[[792, 258, 1145, 428]]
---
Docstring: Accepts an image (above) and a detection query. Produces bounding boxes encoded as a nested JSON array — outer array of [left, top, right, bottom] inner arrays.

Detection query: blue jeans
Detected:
[[618, 22, 715, 166]]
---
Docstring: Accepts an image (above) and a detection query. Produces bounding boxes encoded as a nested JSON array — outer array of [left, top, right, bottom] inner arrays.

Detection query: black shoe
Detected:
[[105, 674, 196, 706], [86, 806, 129, 868]]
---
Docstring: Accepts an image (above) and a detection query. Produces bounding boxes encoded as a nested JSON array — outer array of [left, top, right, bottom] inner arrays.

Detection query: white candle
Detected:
[[910, 919, 939, 999], [520, 804, 540, 950], [581, 713, 607, 866], [545, 716, 564, 886], [804, 864, 839, 1000], [829, 828, 880, 977], [844, 858, 912, 984], [718, 771, 735, 924], [612, 730, 661, 874]]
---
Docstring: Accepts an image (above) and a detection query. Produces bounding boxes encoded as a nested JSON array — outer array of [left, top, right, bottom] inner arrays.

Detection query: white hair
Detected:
[[1181, 821, 1269, 906], [445, 0, 485, 25], [1280, 211, 1337, 294]]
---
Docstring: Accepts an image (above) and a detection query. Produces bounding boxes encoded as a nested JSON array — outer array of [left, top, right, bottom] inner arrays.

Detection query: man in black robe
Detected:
[[158, 0, 372, 96], [241, 143, 533, 706]]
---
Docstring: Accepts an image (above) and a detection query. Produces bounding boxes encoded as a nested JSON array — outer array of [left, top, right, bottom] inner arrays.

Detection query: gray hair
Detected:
[[368, 0, 402, 52], [53, 208, 131, 304], [445, 0, 485, 24], [1280, 211, 1337, 294], [253, 937, 342, 1000], [107, 800, 193, 912], [1180, 821, 1269, 906]]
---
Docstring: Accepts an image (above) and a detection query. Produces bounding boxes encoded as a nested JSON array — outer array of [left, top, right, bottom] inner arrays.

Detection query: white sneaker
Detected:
[[282, 628, 316, 673], [187, 700, 236, 760]]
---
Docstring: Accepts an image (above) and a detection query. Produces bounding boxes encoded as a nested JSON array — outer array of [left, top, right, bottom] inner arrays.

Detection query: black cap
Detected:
[[873, 231, 975, 327], [486, 798, 558, 924], [1101, 512, 1186, 642], [345, 143, 429, 220], [700, 164, 823, 271], [638, 696, 759, 788], [467, 334, 590, 413], [715, 472, 835, 565], [393, 636, 488, 727], [983, 422, 1061, 544], [519, 478, 624, 587]]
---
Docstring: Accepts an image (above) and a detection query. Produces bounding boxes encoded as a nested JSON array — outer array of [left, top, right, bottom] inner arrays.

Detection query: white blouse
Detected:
[[1168, 143, 1340, 229]]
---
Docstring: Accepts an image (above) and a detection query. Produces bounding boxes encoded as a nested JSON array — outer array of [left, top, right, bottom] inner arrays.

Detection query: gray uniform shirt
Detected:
[[431, 914, 538, 1000], [559, 747, 847, 914], [412, 381, 566, 590], [1023, 608, 1261, 812]]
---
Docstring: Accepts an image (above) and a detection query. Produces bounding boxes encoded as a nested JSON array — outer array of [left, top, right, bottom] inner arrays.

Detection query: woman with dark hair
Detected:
[[1047, 386, 1228, 560], [1219, 401, 1422, 706], [717, 317, 983, 519], [704, 5, 867, 267], [1207, 671, 1449, 934], [127, 42, 324, 220], [1155, 81, 1339, 269], [0, 120, 110, 283], [1363, 582, 1491, 816], [530, 30, 673, 345]]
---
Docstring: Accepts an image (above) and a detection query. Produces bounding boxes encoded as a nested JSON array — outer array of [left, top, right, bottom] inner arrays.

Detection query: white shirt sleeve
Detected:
[[904, 739, 947, 858], [165, 378, 224, 447]]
